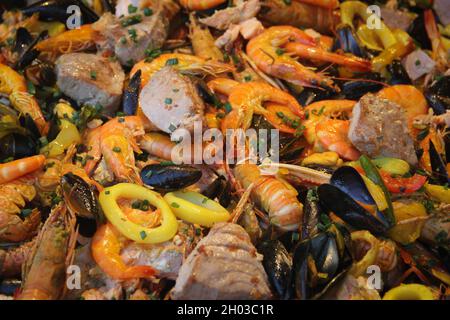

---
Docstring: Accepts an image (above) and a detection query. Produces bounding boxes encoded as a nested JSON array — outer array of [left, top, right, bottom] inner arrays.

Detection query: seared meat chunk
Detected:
[[93, 11, 168, 67], [139, 66, 205, 135], [172, 222, 272, 300], [348, 93, 418, 165], [200, 0, 261, 30], [55, 53, 125, 115]]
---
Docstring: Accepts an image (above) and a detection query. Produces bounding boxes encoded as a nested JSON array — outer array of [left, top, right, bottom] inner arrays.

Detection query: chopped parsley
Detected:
[[121, 14, 142, 27], [171, 202, 180, 208], [140, 230, 147, 240], [244, 75, 252, 82], [283, 0, 292, 4], [90, 71, 97, 80], [143, 7, 153, 16], [165, 97, 173, 105], [128, 4, 138, 14], [275, 48, 285, 56], [165, 58, 179, 66], [168, 123, 177, 132], [224, 102, 232, 113], [128, 28, 138, 42], [113, 147, 121, 153]]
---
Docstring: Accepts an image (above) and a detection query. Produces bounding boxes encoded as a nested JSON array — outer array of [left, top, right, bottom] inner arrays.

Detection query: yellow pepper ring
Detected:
[[99, 183, 178, 244], [164, 190, 230, 227], [383, 284, 435, 300]]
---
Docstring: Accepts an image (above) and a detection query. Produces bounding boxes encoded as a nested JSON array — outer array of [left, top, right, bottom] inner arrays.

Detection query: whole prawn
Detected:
[[17, 204, 77, 300], [234, 163, 303, 231]]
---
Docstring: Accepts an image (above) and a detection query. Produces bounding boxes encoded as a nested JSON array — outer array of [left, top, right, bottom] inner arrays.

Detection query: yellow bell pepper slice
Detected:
[[99, 183, 178, 244], [424, 183, 450, 203], [388, 201, 428, 244], [383, 284, 435, 300], [40, 119, 81, 157], [164, 190, 230, 227], [349, 230, 380, 277]]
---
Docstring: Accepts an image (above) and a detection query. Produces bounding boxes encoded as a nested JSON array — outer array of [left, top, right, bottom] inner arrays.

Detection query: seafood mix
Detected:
[[0, 0, 448, 300]]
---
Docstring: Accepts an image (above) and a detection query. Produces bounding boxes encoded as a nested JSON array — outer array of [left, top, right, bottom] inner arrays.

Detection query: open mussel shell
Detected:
[[387, 60, 411, 85], [141, 164, 202, 191], [408, 12, 432, 50], [301, 188, 322, 239], [257, 240, 293, 299], [429, 140, 450, 185], [123, 70, 141, 115], [333, 25, 368, 58], [330, 166, 376, 205], [317, 184, 388, 235], [0, 279, 21, 296], [61, 172, 99, 220], [202, 175, 232, 208], [292, 232, 342, 299], [22, 0, 99, 24], [0, 133, 37, 161], [425, 76, 450, 115], [340, 73, 384, 100]]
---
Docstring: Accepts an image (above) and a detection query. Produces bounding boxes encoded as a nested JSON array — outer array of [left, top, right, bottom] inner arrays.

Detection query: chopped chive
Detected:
[[275, 48, 285, 56], [171, 202, 180, 208], [165, 58, 179, 66], [90, 71, 97, 80], [168, 123, 177, 132], [143, 7, 153, 16], [113, 146, 121, 153], [165, 97, 173, 105], [128, 4, 138, 13], [140, 230, 147, 239]]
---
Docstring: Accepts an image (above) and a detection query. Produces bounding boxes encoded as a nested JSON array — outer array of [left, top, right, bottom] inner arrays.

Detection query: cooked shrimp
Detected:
[[424, 9, 448, 72], [302, 99, 356, 145], [17, 204, 77, 300], [247, 26, 369, 90], [0, 238, 37, 277], [139, 133, 176, 161], [0, 155, 46, 185], [377, 85, 428, 136], [189, 14, 224, 61], [0, 63, 48, 135], [130, 53, 233, 89], [234, 163, 303, 231], [91, 223, 156, 280], [207, 77, 239, 97], [315, 119, 360, 160], [84, 116, 144, 184], [179, 0, 226, 10], [35, 25, 96, 56], [102, 135, 142, 184], [223, 81, 304, 131], [284, 41, 371, 71]]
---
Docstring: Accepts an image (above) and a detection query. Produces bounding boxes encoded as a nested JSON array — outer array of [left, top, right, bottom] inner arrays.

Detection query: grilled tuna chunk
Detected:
[[55, 53, 125, 115]]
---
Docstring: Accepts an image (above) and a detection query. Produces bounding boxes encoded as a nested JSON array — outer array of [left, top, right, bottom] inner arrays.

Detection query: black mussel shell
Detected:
[[22, 0, 98, 24], [141, 164, 202, 191], [340, 73, 384, 100], [201, 175, 231, 207], [77, 216, 97, 238], [387, 60, 411, 85], [292, 232, 340, 299], [297, 87, 337, 106], [0, 279, 21, 296], [408, 13, 432, 50], [257, 240, 293, 299], [330, 166, 376, 205], [123, 70, 141, 115], [301, 189, 322, 239], [429, 140, 450, 185], [14, 27, 33, 53], [19, 113, 40, 140], [318, 184, 388, 235], [61, 173, 99, 219], [425, 76, 450, 115], [333, 25, 368, 58], [0, 133, 37, 161], [25, 60, 57, 87]]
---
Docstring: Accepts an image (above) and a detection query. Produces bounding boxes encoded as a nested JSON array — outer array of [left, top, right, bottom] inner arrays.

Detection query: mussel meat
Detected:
[[429, 140, 450, 185], [425, 76, 450, 115]]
